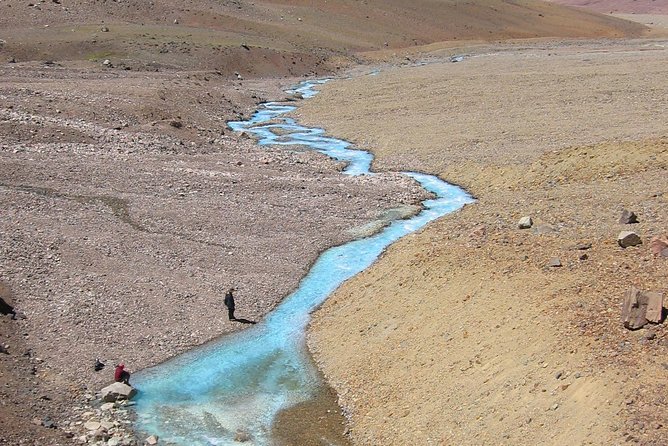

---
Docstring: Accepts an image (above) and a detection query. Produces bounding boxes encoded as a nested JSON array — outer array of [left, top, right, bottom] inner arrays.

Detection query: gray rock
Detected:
[[619, 209, 639, 224], [518, 216, 533, 229], [101, 26, 109, 32], [618, 231, 642, 248], [100, 382, 137, 402], [100, 402, 115, 411], [548, 257, 562, 268], [84, 420, 101, 431]]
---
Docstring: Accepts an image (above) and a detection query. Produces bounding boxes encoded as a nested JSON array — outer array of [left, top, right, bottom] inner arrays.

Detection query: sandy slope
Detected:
[[304, 40, 668, 445]]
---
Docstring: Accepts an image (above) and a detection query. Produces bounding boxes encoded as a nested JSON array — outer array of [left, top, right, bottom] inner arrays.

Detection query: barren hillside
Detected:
[[0, 0, 647, 75], [547, 0, 668, 14]]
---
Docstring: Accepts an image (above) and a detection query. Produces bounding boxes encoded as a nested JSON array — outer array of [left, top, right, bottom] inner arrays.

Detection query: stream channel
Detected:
[[132, 78, 474, 445]]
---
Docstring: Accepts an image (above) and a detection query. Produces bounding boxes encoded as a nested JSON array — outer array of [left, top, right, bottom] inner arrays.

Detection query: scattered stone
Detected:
[[619, 209, 639, 224], [234, 430, 251, 442], [100, 402, 115, 411], [574, 243, 592, 250], [0, 344, 7, 354], [617, 231, 642, 248], [554, 371, 563, 380], [644, 329, 657, 341], [145, 435, 159, 445], [518, 216, 533, 229], [8, 57, 16, 63], [100, 382, 137, 402], [84, 420, 101, 431], [31, 417, 42, 426], [173, 19, 179, 24], [102, 59, 111, 66], [42, 417, 56, 428], [649, 236, 668, 257], [579, 253, 588, 261], [169, 120, 182, 129], [101, 26, 109, 32], [108, 437, 122, 446], [548, 257, 562, 268], [95, 358, 105, 372], [622, 287, 664, 330]]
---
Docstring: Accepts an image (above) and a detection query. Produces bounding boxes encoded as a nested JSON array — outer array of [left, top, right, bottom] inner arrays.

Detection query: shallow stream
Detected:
[[132, 78, 473, 445]]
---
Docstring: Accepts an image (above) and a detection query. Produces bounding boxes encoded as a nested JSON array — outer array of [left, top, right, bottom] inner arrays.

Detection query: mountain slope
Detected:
[[0, 0, 647, 75]]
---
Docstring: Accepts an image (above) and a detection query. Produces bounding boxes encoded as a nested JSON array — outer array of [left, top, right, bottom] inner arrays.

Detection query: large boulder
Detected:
[[622, 287, 664, 330], [100, 382, 137, 402]]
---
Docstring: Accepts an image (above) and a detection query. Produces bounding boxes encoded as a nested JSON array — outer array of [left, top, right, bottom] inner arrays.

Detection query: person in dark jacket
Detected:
[[114, 363, 131, 385], [224, 287, 236, 321]]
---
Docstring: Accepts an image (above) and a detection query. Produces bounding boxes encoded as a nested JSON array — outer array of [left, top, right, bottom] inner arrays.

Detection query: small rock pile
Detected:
[[66, 383, 139, 445]]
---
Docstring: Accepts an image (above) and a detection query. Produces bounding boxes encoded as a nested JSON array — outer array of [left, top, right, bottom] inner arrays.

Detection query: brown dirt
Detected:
[[304, 39, 668, 446], [0, 0, 648, 77]]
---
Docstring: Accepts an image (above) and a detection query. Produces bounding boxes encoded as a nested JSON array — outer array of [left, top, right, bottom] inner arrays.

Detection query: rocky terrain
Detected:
[[0, 0, 661, 444]]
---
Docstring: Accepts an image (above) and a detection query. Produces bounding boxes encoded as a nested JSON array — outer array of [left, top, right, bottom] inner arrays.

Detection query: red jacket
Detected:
[[114, 364, 125, 382]]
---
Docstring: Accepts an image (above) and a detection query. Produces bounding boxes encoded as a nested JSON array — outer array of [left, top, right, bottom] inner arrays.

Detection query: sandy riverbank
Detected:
[[303, 39, 668, 445]]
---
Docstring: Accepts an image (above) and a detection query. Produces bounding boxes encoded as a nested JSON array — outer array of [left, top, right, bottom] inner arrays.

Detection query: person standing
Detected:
[[224, 287, 236, 321]]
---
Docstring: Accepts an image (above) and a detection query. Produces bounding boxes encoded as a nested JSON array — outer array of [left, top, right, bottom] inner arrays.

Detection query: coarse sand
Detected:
[[304, 39, 668, 446]]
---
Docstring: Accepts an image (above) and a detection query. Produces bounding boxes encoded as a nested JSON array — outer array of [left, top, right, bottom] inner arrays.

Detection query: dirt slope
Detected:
[[547, 0, 668, 14], [304, 40, 668, 445], [0, 0, 647, 75]]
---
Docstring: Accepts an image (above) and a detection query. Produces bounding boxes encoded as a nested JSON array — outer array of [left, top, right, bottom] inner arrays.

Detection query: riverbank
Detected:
[[0, 64, 428, 443], [304, 39, 668, 445]]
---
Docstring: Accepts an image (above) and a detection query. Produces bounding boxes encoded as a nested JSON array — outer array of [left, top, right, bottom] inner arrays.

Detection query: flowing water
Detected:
[[132, 79, 474, 445]]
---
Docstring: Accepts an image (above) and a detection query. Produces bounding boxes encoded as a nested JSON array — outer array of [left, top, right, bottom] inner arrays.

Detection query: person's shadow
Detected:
[[233, 318, 256, 325]]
